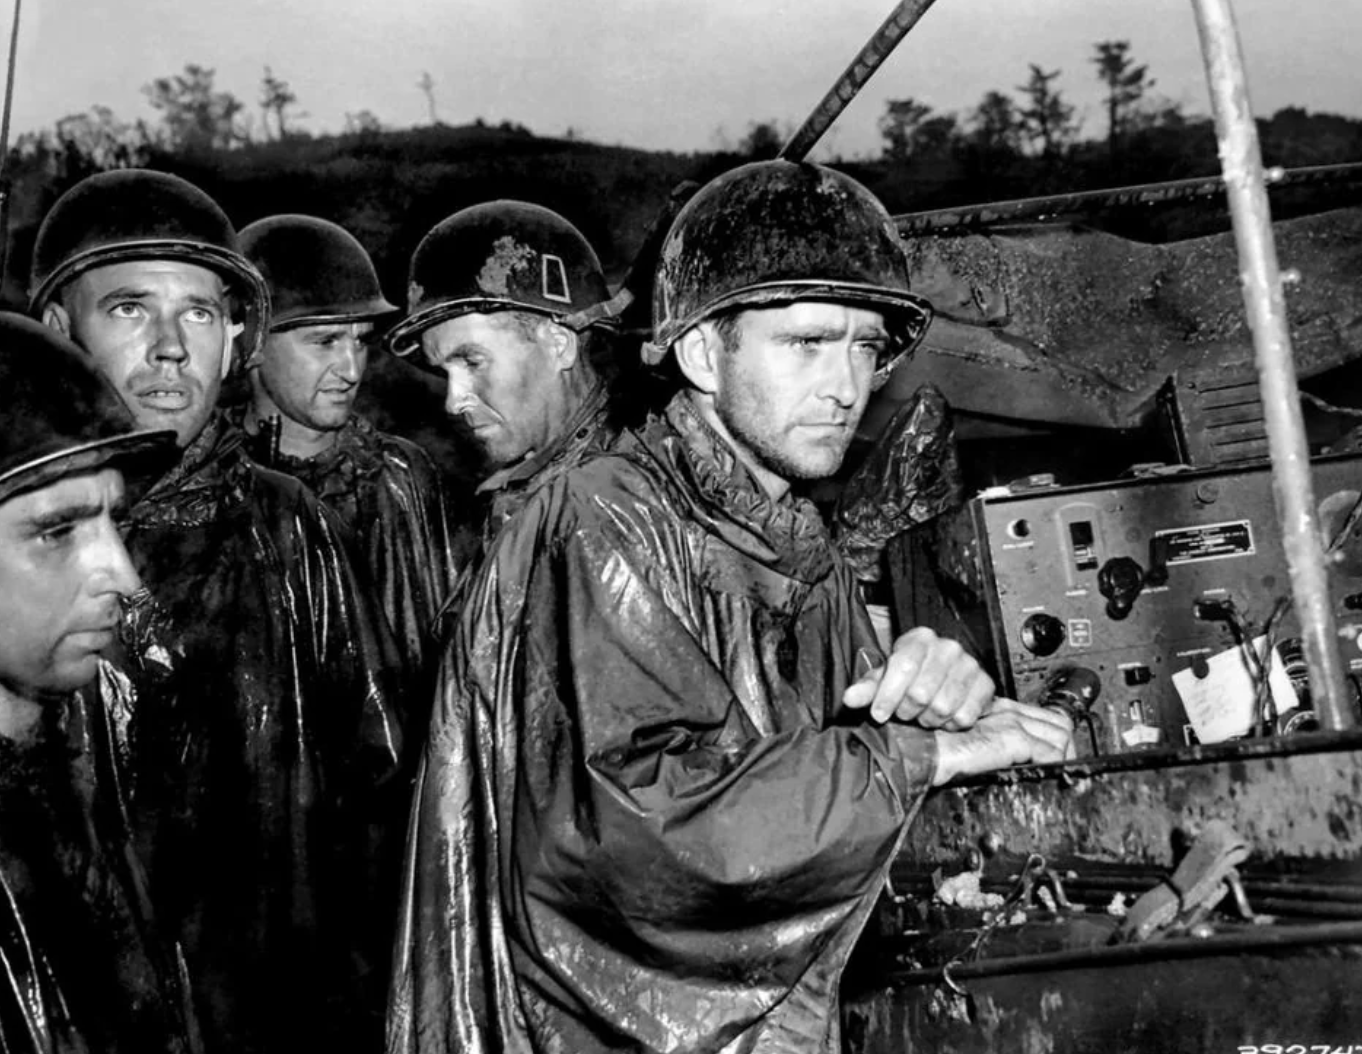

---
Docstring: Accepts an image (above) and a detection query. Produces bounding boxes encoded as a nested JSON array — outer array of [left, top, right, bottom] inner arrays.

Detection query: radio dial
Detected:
[[1020, 613, 1066, 656]]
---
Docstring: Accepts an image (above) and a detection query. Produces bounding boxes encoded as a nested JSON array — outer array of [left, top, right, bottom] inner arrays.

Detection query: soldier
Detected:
[[0, 312, 196, 1052], [384, 200, 628, 548], [237, 214, 465, 684], [31, 170, 404, 1054], [388, 161, 1074, 1054]]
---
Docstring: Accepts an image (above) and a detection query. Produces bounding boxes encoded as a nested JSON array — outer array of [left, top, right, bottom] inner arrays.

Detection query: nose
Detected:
[[89, 516, 143, 600], [334, 335, 365, 384], [821, 342, 863, 409], [149, 311, 189, 365], [444, 372, 478, 418]]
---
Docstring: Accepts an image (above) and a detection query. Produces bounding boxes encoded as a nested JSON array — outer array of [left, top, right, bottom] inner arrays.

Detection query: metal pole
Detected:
[[0, 0, 23, 292], [894, 162, 1362, 236], [1190, 0, 1354, 729], [779, 0, 940, 162]]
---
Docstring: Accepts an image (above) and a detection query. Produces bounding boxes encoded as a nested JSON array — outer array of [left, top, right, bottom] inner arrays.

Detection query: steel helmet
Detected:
[[0, 312, 175, 505], [240, 214, 398, 331], [385, 200, 626, 362], [28, 169, 271, 361], [647, 160, 933, 386]]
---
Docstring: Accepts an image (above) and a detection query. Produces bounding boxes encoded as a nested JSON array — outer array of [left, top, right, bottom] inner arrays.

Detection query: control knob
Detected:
[[1020, 612, 1066, 657]]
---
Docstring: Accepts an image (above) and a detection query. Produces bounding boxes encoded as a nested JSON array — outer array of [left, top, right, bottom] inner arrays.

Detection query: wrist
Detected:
[[930, 729, 955, 787]]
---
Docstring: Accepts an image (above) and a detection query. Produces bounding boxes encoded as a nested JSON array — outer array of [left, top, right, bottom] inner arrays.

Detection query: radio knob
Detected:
[[1098, 556, 1146, 620], [1020, 613, 1066, 656]]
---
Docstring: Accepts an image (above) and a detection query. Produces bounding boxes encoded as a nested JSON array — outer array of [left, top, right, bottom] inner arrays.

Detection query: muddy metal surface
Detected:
[[906, 736, 1362, 867], [845, 952, 1362, 1054], [866, 206, 1362, 433], [843, 739, 1362, 1053]]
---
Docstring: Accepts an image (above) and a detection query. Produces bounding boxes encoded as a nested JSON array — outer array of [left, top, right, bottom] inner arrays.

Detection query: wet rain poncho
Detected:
[[241, 412, 472, 695], [0, 686, 199, 1054], [389, 393, 938, 1054], [102, 414, 404, 1054]]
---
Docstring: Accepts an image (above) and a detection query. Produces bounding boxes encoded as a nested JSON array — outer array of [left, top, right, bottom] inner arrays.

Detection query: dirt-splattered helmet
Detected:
[[647, 160, 933, 387], [28, 169, 270, 361], [0, 312, 175, 505], [385, 200, 625, 361], [240, 214, 398, 331]]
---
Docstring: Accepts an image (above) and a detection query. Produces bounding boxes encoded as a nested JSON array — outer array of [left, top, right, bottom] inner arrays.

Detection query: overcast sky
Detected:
[[6, 0, 1361, 159]]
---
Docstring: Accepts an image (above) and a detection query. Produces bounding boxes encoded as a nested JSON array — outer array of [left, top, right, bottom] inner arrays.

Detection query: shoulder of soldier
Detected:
[[239, 457, 350, 544], [514, 436, 681, 556], [351, 418, 447, 479]]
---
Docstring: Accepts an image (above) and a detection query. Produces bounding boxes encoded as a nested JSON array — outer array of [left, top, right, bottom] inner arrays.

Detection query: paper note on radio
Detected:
[[1171, 636, 1299, 743]]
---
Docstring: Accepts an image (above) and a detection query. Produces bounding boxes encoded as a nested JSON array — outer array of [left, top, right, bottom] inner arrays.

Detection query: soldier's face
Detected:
[[256, 322, 373, 435], [710, 301, 883, 491], [46, 261, 241, 448], [0, 469, 140, 695], [420, 312, 564, 471]]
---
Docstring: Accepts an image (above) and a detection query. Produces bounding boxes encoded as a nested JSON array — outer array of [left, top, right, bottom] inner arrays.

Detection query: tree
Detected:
[[1016, 65, 1079, 159], [878, 98, 933, 163], [260, 66, 302, 140], [739, 120, 784, 159], [879, 98, 961, 168], [53, 106, 150, 171], [417, 72, 440, 125], [143, 64, 247, 152], [970, 90, 1023, 157], [343, 110, 383, 136], [1092, 41, 1154, 160]]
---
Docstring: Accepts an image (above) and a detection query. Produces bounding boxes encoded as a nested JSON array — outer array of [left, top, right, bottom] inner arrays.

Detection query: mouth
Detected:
[[135, 387, 191, 411], [70, 624, 117, 648], [453, 415, 495, 435]]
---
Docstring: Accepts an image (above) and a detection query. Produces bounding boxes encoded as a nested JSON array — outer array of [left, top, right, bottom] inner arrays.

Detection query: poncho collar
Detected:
[[130, 413, 252, 527], [649, 392, 837, 585], [476, 381, 611, 499], [238, 413, 382, 503]]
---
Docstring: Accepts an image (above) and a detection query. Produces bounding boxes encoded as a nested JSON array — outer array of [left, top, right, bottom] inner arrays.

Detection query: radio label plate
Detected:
[[1156, 520, 1255, 564]]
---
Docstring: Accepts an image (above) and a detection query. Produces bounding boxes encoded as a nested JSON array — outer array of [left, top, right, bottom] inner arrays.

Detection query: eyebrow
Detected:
[[773, 323, 889, 342], [23, 491, 127, 530], [427, 341, 487, 365], [24, 502, 106, 532], [95, 286, 228, 312]]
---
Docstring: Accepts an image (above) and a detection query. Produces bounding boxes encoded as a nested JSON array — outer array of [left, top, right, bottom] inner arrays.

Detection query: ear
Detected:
[[543, 321, 579, 372], [42, 302, 71, 338], [224, 320, 246, 380], [672, 323, 721, 396]]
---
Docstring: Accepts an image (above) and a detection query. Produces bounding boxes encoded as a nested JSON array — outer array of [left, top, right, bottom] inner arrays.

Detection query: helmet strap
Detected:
[[560, 286, 634, 332], [222, 321, 245, 380]]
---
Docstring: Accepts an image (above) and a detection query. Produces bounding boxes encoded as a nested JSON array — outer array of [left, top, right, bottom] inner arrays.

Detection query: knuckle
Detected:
[[905, 626, 937, 646]]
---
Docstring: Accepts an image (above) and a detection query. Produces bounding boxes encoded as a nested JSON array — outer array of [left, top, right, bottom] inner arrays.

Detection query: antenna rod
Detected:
[[780, 0, 940, 162], [0, 0, 24, 293]]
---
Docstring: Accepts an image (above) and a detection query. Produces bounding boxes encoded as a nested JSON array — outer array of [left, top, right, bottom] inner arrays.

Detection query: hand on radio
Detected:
[[929, 699, 1076, 787], [842, 626, 995, 731]]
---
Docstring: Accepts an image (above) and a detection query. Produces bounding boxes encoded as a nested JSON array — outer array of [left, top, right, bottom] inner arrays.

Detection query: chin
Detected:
[[42, 654, 101, 694], [164, 412, 210, 449], [786, 450, 846, 481], [477, 438, 525, 472]]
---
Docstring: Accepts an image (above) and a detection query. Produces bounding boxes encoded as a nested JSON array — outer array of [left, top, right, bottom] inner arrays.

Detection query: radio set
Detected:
[[932, 454, 1362, 756]]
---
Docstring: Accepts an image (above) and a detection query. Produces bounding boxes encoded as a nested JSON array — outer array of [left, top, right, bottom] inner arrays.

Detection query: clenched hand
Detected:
[[841, 626, 994, 731]]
